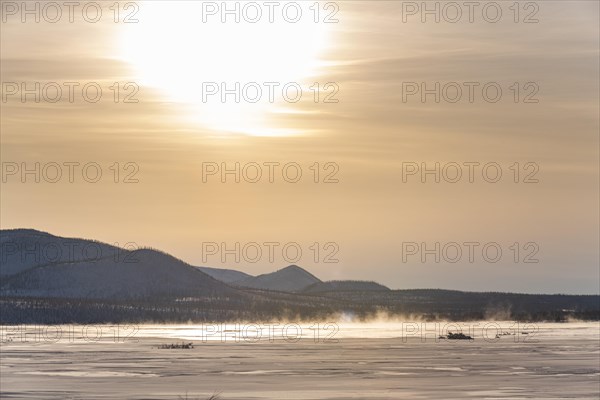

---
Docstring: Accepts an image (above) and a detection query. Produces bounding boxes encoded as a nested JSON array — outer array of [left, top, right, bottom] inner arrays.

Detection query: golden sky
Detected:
[[1, 1, 598, 293]]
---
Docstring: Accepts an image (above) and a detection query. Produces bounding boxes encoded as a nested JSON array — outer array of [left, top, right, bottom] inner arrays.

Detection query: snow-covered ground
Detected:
[[1, 322, 598, 399]]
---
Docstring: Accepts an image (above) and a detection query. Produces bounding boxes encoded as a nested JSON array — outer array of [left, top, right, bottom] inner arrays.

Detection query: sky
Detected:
[[1, 1, 598, 294]]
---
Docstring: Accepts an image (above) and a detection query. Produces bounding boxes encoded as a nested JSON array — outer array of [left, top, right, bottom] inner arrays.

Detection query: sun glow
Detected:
[[118, 1, 332, 136]]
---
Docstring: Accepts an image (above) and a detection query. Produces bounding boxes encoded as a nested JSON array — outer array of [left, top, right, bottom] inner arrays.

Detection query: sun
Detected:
[[117, 1, 332, 136]]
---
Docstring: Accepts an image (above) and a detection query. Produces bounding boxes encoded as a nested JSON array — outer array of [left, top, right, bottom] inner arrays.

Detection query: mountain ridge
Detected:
[[0, 229, 236, 300], [1, 229, 599, 326], [235, 264, 322, 292]]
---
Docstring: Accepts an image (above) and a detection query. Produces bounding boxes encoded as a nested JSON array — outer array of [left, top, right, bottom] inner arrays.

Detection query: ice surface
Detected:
[[1, 322, 598, 399]]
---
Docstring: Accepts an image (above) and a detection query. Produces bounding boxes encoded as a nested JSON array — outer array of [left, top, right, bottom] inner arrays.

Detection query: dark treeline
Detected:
[[1, 289, 598, 324]]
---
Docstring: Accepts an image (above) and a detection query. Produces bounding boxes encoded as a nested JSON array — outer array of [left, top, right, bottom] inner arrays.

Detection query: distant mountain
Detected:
[[0, 229, 121, 278], [2, 229, 598, 324], [236, 265, 321, 292], [0, 230, 237, 300], [196, 266, 252, 284], [302, 280, 390, 293]]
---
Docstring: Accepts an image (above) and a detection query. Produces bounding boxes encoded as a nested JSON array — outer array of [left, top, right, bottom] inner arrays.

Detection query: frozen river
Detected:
[[1, 322, 598, 399]]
